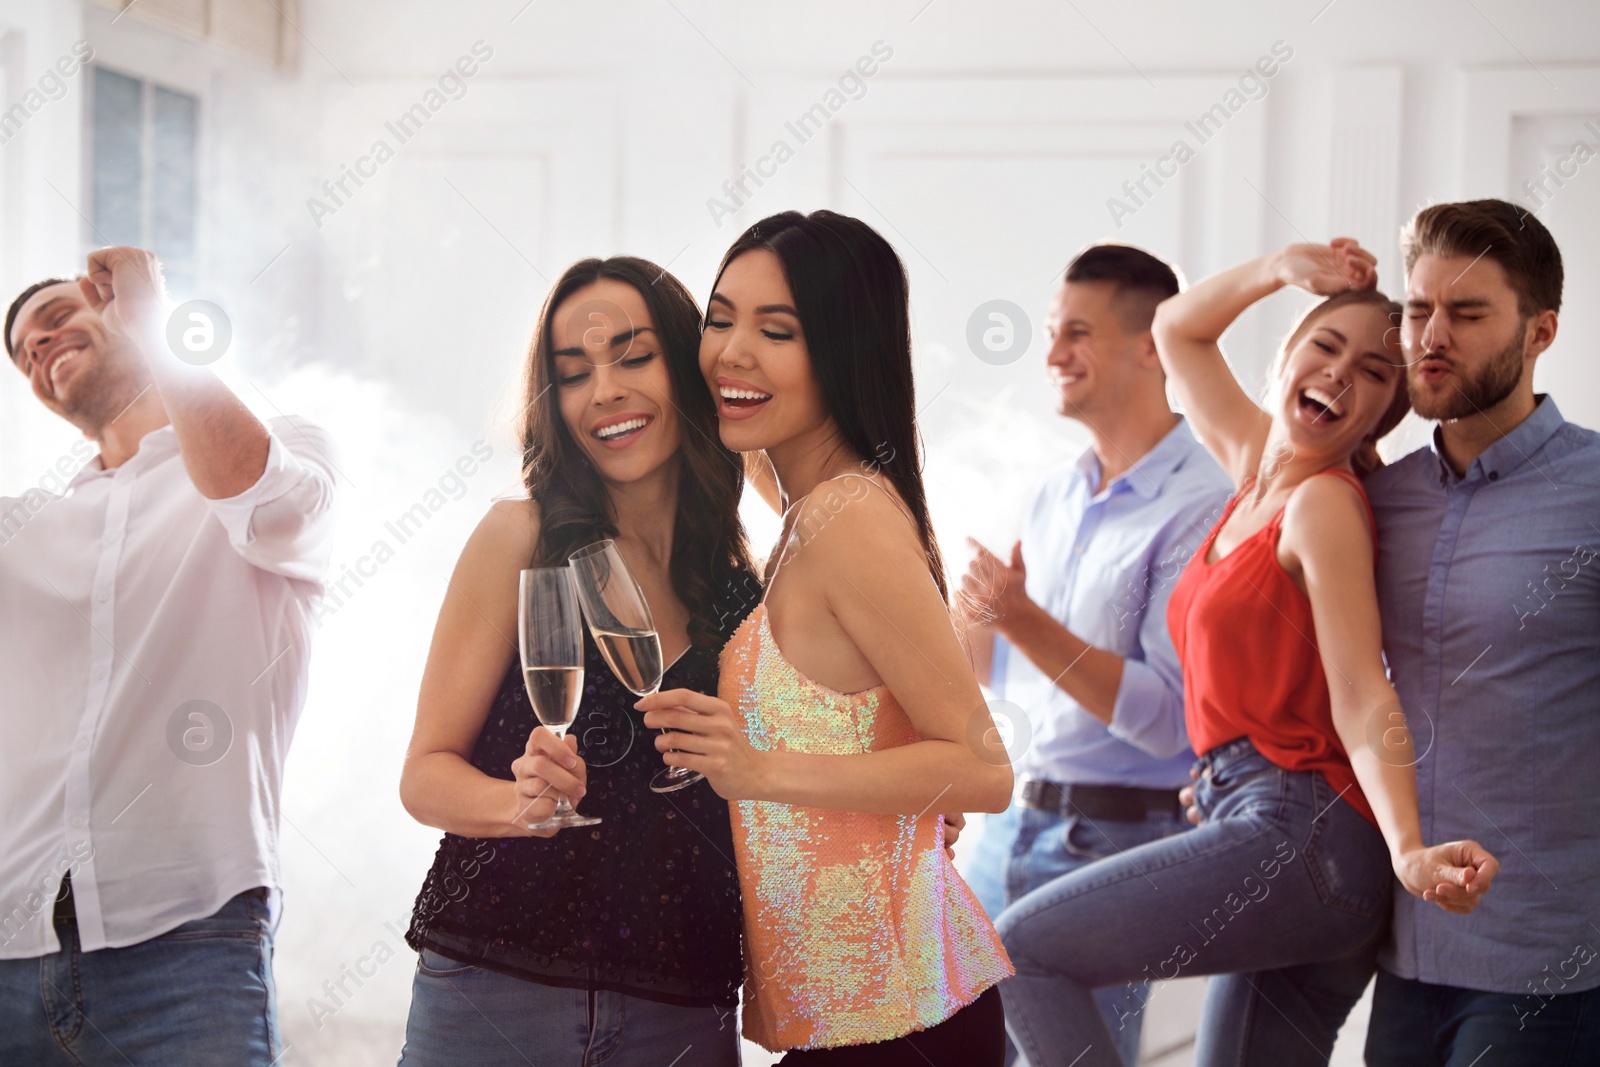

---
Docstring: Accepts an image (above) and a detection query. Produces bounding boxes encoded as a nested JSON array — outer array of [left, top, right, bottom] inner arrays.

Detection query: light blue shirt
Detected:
[[993, 418, 1232, 789], [1368, 396, 1600, 996]]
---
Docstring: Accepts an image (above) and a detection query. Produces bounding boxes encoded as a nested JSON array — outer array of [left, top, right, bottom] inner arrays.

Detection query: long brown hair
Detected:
[[518, 257, 754, 648], [712, 211, 949, 599]]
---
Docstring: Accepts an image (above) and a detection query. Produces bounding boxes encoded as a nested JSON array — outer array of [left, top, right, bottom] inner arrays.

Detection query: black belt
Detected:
[[52, 874, 269, 927], [1018, 778, 1182, 822]]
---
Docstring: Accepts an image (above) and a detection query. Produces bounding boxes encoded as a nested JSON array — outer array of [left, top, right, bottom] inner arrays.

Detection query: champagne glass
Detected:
[[518, 567, 601, 830], [568, 540, 701, 794]]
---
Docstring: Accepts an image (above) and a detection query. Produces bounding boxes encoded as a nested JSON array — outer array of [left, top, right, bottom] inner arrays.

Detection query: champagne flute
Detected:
[[518, 567, 601, 830], [567, 540, 702, 794]]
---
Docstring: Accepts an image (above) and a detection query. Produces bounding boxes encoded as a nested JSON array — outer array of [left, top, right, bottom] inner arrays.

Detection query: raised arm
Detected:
[[1285, 476, 1498, 914], [82, 247, 270, 499], [1152, 240, 1375, 486], [399, 500, 588, 838]]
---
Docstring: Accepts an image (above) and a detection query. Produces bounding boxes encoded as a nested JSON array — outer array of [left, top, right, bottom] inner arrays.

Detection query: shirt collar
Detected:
[[66, 424, 180, 491], [1076, 417, 1201, 501], [1428, 393, 1564, 485]]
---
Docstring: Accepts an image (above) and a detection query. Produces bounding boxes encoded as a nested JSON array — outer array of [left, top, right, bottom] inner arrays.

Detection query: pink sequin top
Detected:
[[719, 603, 1013, 1052]]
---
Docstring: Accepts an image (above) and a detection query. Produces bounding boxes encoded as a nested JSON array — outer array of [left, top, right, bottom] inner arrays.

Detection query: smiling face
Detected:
[[698, 248, 833, 455], [1274, 301, 1405, 466], [549, 278, 682, 486], [7, 280, 142, 431], [1044, 279, 1151, 420], [1402, 253, 1536, 421]]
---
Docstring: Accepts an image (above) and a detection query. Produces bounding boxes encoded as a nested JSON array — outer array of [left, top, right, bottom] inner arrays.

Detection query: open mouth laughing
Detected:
[[1297, 384, 1348, 424], [716, 378, 773, 421]]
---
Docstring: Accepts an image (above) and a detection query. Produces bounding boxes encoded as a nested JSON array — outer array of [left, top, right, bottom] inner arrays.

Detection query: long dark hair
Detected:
[[518, 256, 754, 648], [712, 210, 948, 599]]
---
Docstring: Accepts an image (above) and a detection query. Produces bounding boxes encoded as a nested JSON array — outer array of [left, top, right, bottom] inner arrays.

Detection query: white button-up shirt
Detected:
[[0, 416, 336, 958]]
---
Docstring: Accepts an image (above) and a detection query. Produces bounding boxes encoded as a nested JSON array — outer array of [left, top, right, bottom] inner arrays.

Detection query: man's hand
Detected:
[[942, 812, 965, 860], [960, 539, 1030, 632], [1179, 765, 1202, 825], [80, 247, 169, 355]]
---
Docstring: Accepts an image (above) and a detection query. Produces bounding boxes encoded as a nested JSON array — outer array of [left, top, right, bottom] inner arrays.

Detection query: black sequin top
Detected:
[[406, 585, 756, 1008]]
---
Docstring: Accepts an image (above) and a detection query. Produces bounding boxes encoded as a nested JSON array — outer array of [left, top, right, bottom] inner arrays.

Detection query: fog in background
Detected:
[[3, 1, 1598, 1062]]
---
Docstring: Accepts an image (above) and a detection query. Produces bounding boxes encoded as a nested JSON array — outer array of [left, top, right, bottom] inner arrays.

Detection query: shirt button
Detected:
[[75, 738, 89, 751], [70, 816, 84, 828], [1488, 471, 1499, 481], [92, 666, 108, 680], [96, 591, 110, 603]]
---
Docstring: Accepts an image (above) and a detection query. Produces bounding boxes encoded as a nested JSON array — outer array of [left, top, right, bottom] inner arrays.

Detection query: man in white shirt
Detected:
[[0, 247, 336, 1065]]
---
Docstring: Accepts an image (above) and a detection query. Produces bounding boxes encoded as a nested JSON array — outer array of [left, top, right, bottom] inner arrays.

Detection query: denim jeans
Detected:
[[398, 947, 741, 1066], [1366, 967, 1600, 1066], [968, 792, 1191, 1066], [995, 739, 1392, 1067], [0, 887, 281, 1066]]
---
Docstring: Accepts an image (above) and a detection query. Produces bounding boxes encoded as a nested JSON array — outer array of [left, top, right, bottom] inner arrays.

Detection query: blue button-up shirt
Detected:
[[1368, 396, 1600, 996], [993, 418, 1232, 789]]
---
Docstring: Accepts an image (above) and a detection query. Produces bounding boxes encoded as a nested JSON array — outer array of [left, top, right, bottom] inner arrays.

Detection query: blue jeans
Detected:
[[0, 887, 282, 1066], [995, 739, 1391, 1067], [398, 947, 741, 1066], [968, 792, 1190, 1066], [1366, 967, 1600, 1065]]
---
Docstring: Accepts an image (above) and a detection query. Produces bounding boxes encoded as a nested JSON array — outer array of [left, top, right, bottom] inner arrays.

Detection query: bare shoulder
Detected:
[[1281, 473, 1372, 564], [455, 497, 541, 580], [793, 473, 930, 582]]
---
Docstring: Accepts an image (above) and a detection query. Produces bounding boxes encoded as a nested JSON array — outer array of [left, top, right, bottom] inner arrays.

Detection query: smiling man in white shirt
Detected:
[[0, 247, 336, 1065]]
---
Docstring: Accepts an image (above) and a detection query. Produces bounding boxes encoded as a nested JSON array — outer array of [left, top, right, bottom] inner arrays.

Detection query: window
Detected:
[[88, 68, 200, 295]]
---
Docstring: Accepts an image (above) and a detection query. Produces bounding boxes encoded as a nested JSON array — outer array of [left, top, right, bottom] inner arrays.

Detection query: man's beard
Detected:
[[1407, 327, 1526, 421]]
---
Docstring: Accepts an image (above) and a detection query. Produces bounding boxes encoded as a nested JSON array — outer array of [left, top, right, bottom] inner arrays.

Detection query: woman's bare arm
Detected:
[[1285, 476, 1498, 913], [640, 480, 1012, 816], [1152, 241, 1375, 486], [399, 500, 588, 837]]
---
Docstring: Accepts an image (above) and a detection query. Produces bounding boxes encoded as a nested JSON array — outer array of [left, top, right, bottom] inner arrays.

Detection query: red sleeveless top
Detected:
[[1167, 468, 1377, 827]]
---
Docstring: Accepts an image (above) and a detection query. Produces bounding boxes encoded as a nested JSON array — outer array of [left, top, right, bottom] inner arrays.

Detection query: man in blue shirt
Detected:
[[1365, 199, 1600, 1063], [962, 244, 1231, 1066]]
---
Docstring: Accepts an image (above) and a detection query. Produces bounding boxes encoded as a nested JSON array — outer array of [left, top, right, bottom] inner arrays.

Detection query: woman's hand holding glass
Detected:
[[509, 725, 589, 837], [636, 689, 769, 801]]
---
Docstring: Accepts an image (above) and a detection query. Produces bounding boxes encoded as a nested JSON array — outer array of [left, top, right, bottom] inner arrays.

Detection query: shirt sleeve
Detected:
[[205, 415, 338, 586], [1105, 492, 1223, 759], [989, 634, 1012, 699]]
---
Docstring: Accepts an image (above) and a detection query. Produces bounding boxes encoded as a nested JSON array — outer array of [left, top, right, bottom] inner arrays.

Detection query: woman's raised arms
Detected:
[[1152, 240, 1376, 486]]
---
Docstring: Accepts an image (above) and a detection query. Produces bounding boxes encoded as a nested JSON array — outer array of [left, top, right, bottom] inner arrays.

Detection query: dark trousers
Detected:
[[1366, 967, 1600, 1066], [777, 984, 1006, 1067]]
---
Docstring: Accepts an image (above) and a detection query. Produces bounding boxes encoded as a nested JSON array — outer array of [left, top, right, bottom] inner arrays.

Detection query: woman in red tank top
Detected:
[[995, 240, 1500, 1067]]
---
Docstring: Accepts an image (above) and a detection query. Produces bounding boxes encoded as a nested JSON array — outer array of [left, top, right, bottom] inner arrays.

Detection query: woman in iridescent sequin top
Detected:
[[636, 211, 1016, 1065], [395, 257, 759, 1067]]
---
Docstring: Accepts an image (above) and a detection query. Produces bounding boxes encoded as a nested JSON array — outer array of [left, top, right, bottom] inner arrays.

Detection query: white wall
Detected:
[[2, 2, 1597, 1063]]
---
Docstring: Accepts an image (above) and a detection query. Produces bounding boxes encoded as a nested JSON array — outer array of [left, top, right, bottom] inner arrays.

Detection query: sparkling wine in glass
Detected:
[[568, 539, 702, 794], [518, 567, 601, 830]]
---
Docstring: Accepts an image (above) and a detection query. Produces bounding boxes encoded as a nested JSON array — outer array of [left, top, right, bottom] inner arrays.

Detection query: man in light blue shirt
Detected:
[[962, 244, 1231, 1066], [1364, 199, 1600, 1063]]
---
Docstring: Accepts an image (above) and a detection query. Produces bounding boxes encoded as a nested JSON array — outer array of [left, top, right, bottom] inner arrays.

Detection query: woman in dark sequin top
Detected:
[[395, 257, 758, 1067]]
